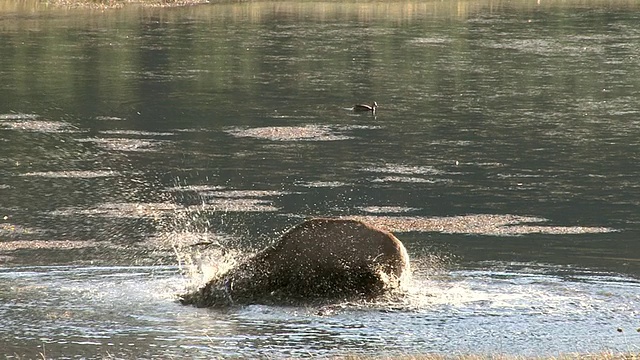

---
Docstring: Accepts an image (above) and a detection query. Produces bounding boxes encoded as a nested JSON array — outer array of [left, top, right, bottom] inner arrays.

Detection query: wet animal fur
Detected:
[[180, 218, 410, 307]]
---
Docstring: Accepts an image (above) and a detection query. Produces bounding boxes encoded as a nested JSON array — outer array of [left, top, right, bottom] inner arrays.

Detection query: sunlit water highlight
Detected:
[[0, 262, 637, 359]]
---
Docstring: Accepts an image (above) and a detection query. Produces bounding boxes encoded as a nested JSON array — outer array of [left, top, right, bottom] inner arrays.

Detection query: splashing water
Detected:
[[150, 200, 251, 294]]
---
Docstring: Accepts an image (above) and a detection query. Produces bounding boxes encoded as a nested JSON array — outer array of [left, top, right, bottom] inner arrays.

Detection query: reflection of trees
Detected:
[[2, 0, 639, 120]]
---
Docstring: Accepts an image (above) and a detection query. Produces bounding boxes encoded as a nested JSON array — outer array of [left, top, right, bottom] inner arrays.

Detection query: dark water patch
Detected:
[[576, 97, 640, 121], [480, 38, 605, 56]]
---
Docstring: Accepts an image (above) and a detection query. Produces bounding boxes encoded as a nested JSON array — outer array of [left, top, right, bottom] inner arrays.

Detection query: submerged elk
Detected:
[[180, 218, 410, 307]]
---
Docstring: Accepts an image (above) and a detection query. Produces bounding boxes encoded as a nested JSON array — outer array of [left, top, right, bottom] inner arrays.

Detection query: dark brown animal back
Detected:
[[270, 218, 409, 278]]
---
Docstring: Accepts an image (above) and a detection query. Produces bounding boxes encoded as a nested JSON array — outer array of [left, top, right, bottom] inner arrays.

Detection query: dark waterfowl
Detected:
[[354, 101, 378, 114]]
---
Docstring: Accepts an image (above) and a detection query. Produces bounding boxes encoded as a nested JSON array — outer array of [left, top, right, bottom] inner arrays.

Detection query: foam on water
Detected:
[[397, 262, 640, 324], [1, 258, 638, 359]]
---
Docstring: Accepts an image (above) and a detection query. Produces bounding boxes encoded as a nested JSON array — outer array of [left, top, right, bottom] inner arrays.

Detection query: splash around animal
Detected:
[[179, 218, 411, 307]]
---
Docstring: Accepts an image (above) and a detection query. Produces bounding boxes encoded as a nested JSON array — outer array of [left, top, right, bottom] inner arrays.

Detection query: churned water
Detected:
[[0, 261, 638, 358]]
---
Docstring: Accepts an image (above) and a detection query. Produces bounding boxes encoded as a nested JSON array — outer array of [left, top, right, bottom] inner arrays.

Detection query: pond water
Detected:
[[1, 0, 639, 358]]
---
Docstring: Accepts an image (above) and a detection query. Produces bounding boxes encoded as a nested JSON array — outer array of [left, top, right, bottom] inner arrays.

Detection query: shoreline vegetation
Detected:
[[1, 0, 640, 11]]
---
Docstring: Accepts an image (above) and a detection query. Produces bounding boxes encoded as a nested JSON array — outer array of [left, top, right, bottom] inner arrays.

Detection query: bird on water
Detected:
[[353, 101, 378, 114]]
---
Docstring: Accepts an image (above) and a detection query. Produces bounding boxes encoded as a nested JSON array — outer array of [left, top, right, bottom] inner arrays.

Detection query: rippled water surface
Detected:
[[1, 263, 638, 358], [1, 0, 639, 358]]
